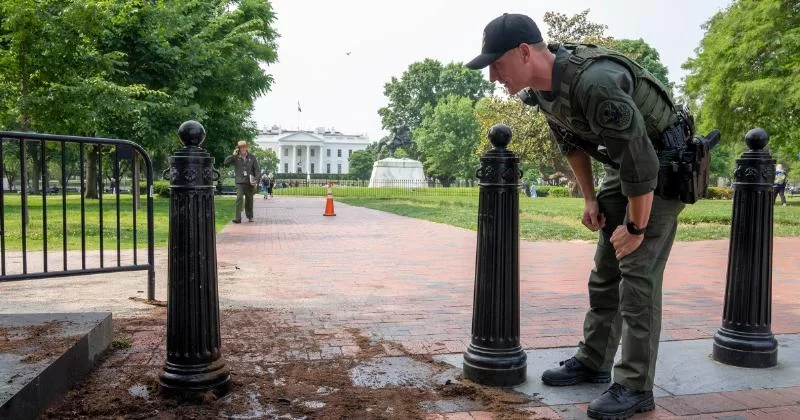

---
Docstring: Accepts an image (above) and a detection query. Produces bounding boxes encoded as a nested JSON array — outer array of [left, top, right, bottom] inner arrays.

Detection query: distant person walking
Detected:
[[775, 164, 788, 206]]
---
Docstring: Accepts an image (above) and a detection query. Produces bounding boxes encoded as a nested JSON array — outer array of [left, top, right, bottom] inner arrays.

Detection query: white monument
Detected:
[[368, 157, 427, 188]]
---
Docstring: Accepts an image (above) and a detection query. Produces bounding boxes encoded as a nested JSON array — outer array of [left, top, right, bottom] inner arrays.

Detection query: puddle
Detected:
[[127, 384, 149, 399], [349, 357, 435, 389]]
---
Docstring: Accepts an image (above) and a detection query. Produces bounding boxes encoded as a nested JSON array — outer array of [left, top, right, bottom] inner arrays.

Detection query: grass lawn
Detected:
[[339, 195, 800, 242], [0, 193, 236, 251]]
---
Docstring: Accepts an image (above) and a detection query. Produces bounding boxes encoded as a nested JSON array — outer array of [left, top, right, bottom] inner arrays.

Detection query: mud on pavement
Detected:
[[42, 308, 543, 419]]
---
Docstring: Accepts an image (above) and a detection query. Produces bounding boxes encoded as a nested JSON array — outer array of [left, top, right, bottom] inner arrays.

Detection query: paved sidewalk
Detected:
[[210, 196, 800, 419]]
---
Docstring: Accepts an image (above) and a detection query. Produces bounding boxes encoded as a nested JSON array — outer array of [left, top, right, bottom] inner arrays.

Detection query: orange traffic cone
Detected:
[[323, 182, 336, 216]]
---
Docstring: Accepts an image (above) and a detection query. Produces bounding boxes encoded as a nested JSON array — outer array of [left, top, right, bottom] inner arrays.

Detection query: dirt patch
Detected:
[[0, 320, 78, 364], [41, 308, 540, 419]]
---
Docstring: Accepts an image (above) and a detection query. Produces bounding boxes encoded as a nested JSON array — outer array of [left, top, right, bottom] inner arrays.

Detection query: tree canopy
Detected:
[[0, 0, 279, 169], [682, 0, 800, 170]]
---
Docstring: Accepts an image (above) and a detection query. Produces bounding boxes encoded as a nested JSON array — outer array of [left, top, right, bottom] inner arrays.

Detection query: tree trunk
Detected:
[[549, 157, 581, 197], [86, 145, 99, 199]]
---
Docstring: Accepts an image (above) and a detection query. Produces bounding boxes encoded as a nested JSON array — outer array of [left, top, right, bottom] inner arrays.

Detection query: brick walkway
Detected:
[[211, 196, 800, 419]]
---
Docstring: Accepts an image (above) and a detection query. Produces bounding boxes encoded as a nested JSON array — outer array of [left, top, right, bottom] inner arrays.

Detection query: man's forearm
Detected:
[[566, 151, 596, 201], [627, 192, 654, 228]]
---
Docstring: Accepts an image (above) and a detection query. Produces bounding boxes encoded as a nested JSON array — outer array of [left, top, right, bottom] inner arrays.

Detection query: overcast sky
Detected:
[[251, 0, 732, 140]]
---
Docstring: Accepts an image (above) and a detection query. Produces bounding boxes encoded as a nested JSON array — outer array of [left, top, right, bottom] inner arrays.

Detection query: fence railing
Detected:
[[0, 131, 156, 299]]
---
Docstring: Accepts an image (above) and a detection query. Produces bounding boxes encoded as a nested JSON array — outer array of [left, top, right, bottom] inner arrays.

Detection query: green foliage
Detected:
[[152, 180, 171, 197], [250, 146, 279, 176], [544, 9, 614, 46], [706, 186, 734, 199], [0, 0, 280, 171], [611, 38, 673, 95], [534, 186, 570, 197], [348, 150, 375, 180], [413, 95, 481, 182], [682, 0, 800, 158], [378, 59, 493, 132]]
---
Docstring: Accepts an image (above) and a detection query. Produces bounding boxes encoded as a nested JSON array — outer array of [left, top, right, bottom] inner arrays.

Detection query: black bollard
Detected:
[[463, 124, 527, 387], [160, 121, 230, 393], [712, 128, 778, 368]]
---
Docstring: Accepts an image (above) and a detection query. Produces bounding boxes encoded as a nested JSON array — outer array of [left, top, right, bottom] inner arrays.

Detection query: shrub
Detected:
[[152, 180, 170, 197], [706, 186, 733, 200], [535, 185, 569, 197]]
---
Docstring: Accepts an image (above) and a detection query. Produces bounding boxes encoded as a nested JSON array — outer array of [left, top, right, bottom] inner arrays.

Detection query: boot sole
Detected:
[[541, 374, 611, 386], [586, 396, 655, 420]]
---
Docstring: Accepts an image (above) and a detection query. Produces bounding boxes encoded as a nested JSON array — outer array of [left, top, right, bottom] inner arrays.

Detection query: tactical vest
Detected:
[[539, 43, 677, 143]]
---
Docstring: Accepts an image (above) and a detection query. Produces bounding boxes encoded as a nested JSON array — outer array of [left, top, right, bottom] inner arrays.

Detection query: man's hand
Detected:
[[610, 226, 644, 260], [582, 199, 606, 232], [233, 148, 239, 156]]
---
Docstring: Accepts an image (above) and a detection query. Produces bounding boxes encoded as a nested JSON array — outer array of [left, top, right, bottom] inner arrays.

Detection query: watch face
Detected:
[[627, 222, 644, 235]]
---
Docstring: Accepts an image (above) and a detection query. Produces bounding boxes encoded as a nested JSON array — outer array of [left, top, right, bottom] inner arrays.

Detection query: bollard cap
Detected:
[[488, 124, 512, 149], [178, 120, 206, 147], [745, 128, 769, 151]]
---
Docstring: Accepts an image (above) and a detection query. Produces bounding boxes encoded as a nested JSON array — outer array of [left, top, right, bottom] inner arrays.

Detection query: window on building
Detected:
[[348, 149, 353, 157], [326, 164, 331, 174], [284, 163, 289, 173], [311, 149, 315, 157], [326, 149, 331, 157], [297, 167, 302, 174], [337, 164, 342, 174], [337, 149, 342, 157], [311, 163, 315, 174], [297, 148, 302, 156], [284, 148, 288, 157]]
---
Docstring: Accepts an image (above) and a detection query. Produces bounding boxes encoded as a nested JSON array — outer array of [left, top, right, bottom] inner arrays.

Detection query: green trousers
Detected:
[[574, 167, 684, 391], [235, 184, 255, 220]]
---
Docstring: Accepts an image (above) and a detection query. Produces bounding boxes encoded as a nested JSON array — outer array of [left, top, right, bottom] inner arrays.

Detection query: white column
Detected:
[[305, 146, 310, 174], [291, 145, 296, 173], [318, 146, 323, 176]]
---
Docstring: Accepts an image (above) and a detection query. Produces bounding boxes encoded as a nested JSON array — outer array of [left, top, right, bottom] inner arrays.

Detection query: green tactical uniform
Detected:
[[528, 44, 685, 391], [224, 152, 261, 221]]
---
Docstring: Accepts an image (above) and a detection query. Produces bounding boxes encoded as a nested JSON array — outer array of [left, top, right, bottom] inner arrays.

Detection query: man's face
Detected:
[[239, 145, 248, 155], [489, 48, 528, 94]]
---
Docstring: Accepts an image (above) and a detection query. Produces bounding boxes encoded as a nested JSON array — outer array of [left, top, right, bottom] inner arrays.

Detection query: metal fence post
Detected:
[[160, 120, 230, 393], [713, 127, 778, 368], [463, 124, 527, 386]]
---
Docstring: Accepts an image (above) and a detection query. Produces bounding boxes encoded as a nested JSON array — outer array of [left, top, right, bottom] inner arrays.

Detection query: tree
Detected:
[[250, 146, 279, 176], [413, 95, 481, 184], [348, 150, 374, 180], [612, 38, 673, 94], [378, 60, 493, 133], [544, 9, 614, 46], [682, 0, 800, 163], [0, 0, 280, 197]]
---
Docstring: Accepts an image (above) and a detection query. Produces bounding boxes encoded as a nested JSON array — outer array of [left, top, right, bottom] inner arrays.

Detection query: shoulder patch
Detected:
[[596, 100, 633, 131]]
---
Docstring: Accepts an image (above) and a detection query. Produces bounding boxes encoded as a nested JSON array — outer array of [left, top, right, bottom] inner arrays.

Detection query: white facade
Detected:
[[254, 126, 371, 175]]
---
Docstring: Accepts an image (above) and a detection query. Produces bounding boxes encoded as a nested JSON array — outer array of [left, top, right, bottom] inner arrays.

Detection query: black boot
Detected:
[[541, 357, 611, 386], [587, 383, 655, 420]]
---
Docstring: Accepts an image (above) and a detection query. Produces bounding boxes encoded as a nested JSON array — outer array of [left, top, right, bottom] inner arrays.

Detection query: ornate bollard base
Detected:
[[160, 355, 231, 394], [712, 327, 777, 368], [463, 344, 527, 387]]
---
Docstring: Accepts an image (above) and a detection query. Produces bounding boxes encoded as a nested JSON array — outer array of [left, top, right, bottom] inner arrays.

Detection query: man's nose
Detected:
[[489, 66, 498, 83]]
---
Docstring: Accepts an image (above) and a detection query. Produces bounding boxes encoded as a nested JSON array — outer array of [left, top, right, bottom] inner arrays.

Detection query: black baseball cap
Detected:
[[466, 13, 543, 70]]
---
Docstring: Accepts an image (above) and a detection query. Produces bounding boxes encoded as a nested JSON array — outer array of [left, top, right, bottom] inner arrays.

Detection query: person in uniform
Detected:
[[467, 13, 687, 420], [224, 140, 261, 223]]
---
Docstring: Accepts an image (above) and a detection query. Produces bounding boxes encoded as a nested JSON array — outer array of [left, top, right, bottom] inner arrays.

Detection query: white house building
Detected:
[[255, 126, 371, 175]]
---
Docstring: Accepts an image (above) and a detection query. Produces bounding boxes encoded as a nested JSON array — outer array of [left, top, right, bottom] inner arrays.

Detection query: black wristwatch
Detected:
[[626, 222, 646, 235]]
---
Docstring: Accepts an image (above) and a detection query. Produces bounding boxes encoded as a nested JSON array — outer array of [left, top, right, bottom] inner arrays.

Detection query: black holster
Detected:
[[655, 122, 720, 204]]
